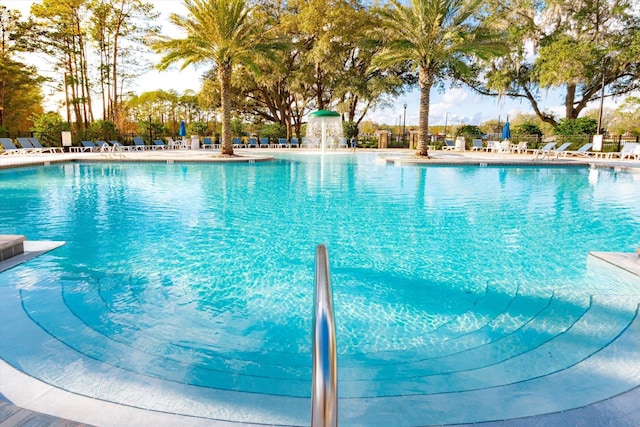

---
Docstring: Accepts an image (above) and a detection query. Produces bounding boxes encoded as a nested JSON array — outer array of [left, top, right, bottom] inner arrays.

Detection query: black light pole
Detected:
[[444, 112, 448, 140], [403, 103, 407, 145]]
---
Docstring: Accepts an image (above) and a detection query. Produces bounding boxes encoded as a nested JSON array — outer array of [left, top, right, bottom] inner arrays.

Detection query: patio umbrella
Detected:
[[501, 121, 511, 140], [178, 121, 187, 138]]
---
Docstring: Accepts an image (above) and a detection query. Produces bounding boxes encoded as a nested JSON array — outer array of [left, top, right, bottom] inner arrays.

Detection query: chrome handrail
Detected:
[[311, 244, 338, 427]]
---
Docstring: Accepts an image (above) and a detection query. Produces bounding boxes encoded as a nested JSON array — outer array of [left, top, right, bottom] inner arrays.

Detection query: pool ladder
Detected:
[[312, 244, 338, 427]]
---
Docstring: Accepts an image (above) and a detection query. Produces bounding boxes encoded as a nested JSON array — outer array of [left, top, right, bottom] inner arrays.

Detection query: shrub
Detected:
[[86, 120, 119, 141], [30, 112, 70, 145], [554, 118, 597, 135], [455, 125, 483, 139], [514, 122, 543, 136], [259, 123, 286, 140], [187, 121, 208, 135], [343, 121, 359, 140]]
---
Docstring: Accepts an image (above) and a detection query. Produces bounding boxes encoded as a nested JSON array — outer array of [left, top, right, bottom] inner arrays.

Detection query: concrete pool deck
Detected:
[[1, 146, 640, 170], [1, 148, 639, 426]]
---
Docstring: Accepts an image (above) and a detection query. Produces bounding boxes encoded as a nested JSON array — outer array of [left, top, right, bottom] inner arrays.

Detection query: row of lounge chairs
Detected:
[[0, 137, 63, 155], [444, 138, 639, 160]]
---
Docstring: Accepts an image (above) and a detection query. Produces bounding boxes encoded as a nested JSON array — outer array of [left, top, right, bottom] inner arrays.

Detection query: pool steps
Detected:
[[5, 274, 640, 425]]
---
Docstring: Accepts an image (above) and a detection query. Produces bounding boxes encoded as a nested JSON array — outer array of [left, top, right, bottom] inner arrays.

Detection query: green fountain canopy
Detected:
[[309, 110, 341, 117]]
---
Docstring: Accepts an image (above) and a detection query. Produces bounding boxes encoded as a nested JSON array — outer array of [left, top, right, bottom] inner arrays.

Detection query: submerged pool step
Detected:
[[343, 285, 558, 367], [341, 290, 590, 379], [339, 295, 637, 398], [19, 284, 315, 397], [338, 303, 640, 426], [59, 277, 314, 369]]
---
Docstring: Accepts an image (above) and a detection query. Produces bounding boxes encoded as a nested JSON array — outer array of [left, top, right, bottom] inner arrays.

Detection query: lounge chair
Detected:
[[615, 142, 640, 160], [16, 137, 38, 153], [232, 137, 245, 148], [534, 142, 557, 160], [278, 138, 288, 148], [470, 139, 484, 151], [290, 137, 299, 148], [29, 137, 63, 153], [510, 141, 528, 154], [202, 137, 215, 149], [96, 141, 110, 151], [552, 142, 572, 158], [166, 137, 180, 149], [490, 140, 510, 153], [247, 137, 258, 148], [0, 138, 25, 155], [153, 140, 167, 149], [259, 137, 269, 148], [132, 137, 149, 150], [108, 141, 129, 151], [75, 141, 97, 152], [561, 143, 593, 157], [338, 138, 349, 148], [442, 140, 455, 150]]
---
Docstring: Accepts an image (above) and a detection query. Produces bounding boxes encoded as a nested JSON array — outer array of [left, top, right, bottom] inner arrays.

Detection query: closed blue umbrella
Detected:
[[178, 121, 187, 137], [502, 121, 511, 140]]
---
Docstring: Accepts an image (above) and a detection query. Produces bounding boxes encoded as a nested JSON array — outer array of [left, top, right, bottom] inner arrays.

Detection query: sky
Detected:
[[4, 0, 622, 127]]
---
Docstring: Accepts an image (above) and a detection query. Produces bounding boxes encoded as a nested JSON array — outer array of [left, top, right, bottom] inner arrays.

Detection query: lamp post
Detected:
[[403, 103, 407, 145], [444, 112, 448, 140], [597, 61, 606, 135]]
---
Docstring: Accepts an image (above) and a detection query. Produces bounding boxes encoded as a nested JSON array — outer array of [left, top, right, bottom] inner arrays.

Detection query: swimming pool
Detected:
[[1, 154, 639, 425]]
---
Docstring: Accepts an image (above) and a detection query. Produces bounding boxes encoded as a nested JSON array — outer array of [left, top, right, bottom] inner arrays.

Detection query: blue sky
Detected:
[[6, 0, 617, 126]]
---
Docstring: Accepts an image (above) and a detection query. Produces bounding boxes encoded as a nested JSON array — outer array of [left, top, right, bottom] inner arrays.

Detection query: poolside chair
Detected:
[[247, 137, 258, 148], [534, 142, 557, 160], [29, 137, 63, 153], [615, 142, 640, 160], [202, 137, 214, 149], [552, 142, 572, 158], [152, 139, 167, 149], [442, 140, 455, 150], [96, 141, 110, 151], [470, 139, 484, 151], [132, 137, 149, 150], [259, 137, 269, 148], [338, 138, 349, 149], [510, 141, 528, 154], [232, 137, 245, 148], [561, 143, 593, 157], [290, 137, 299, 148], [0, 138, 25, 155], [278, 138, 288, 148], [75, 141, 97, 152], [166, 137, 181, 149], [16, 138, 38, 153]]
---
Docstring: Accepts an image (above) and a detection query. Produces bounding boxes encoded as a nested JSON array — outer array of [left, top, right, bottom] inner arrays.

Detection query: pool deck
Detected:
[[1, 146, 640, 171], [1, 148, 639, 426]]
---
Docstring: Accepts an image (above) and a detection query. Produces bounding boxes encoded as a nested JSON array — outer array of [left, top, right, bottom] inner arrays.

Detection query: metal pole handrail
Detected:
[[311, 244, 338, 427]]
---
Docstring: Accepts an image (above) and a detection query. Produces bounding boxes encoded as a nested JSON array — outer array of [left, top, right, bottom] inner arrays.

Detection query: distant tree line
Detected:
[[1, 0, 638, 153]]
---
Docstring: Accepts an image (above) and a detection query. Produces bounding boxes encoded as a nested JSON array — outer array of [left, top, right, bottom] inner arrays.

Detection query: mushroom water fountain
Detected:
[[306, 110, 342, 153]]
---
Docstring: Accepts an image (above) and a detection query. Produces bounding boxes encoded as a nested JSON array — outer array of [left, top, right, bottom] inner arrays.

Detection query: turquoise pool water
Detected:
[[1, 154, 639, 424]]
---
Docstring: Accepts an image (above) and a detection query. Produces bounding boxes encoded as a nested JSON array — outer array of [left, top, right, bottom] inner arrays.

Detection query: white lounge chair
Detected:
[[470, 139, 484, 151], [442, 140, 455, 150], [561, 143, 593, 157], [534, 142, 557, 160], [509, 141, 528, 154], [617, 143, 639, 160], [551, 142, 572, 159]]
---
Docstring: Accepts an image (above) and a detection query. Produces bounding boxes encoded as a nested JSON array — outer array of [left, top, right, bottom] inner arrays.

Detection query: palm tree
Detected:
[[373, 0, 505, 157], [154, 0, 278, 156]]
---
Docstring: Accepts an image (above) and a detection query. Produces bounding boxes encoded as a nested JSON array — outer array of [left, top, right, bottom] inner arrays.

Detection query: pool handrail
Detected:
[[311, 244, 338, 427]]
